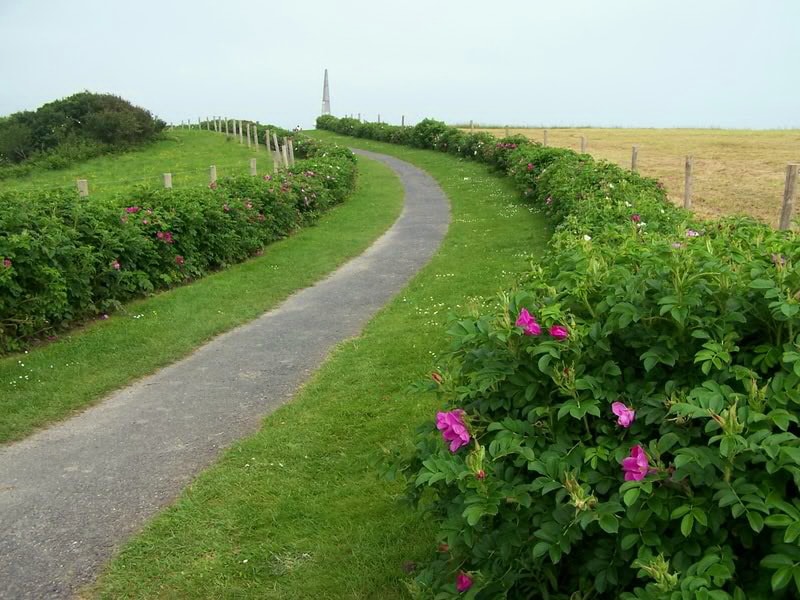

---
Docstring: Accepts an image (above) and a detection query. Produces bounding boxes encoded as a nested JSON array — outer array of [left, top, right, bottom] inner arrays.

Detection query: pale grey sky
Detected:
[[0, 0, 797, 129]]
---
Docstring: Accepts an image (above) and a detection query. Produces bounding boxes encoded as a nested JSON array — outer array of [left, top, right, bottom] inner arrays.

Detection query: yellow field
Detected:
[[469, 127, 800, 226]]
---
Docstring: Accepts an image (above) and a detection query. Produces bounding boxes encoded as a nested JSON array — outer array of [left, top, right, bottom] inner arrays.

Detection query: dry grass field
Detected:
[[469, 127, 800, 226]]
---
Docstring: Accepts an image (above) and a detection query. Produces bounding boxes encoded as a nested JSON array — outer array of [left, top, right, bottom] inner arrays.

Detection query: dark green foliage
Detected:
[[318, 115, 800, 599], [0, 136, 356, 353], [0, 91, 166, 175]]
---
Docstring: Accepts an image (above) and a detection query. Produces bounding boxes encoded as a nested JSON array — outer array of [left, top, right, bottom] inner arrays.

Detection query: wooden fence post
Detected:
[[580, 136, 587, 153], [684, 156, 693, 209], [377, 114, 381, 123], [543, 130, 548, 147], [224, 120, 229, 136], [163, 173, 172, 189], [779, 163, 799, 230], [401, 115, 405, 127], [76, 179, 89, 197], [266, 129, 271, 152], [273, 151, 280, 172], [254, 126, 259, 151], [288, 139, 295, 166], [631, 145, 639, 172], [239, 121, 244, 144], [250, 158, 257, 176], [246, 123, 252, 148], [470, 120, 474, 131], [505, 126, 510, 138], [209, 165, 217, 184], [282, 144, 289, 169], [272, 133, 281, 161]]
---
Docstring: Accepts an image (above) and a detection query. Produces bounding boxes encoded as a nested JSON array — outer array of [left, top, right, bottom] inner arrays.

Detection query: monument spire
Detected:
[[321, 69, 331, 116]]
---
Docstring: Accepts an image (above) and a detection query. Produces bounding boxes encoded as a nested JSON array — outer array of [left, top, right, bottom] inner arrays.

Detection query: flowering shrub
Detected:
[[318, 115, 800, 598], [0, 136, 356, 352]]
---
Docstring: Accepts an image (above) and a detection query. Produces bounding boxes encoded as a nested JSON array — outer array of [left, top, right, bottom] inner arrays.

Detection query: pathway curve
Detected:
[[0, 149, 450, 599]]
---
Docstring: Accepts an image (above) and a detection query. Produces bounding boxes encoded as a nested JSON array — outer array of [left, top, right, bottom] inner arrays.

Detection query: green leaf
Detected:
[[747, 511, 765, 532], [750, 279, 776, 289], [680, 513, 694, 537], [532, 541, 550, 559], [785, 521, 800, 543], [771, 566, 792, 591], [598, 514, 619, 534], [620, 533, 638, 550], [623, 487, 641, 507], [762, 554, 794, 569]]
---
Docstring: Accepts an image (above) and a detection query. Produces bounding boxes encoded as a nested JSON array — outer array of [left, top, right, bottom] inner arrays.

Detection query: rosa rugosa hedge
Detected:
[[318, 115, 800, 598], [0, 134, 356, 353]]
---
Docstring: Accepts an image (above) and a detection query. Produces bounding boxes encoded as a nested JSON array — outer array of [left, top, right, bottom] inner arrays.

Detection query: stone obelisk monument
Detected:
[[321, 69, 331, 115]]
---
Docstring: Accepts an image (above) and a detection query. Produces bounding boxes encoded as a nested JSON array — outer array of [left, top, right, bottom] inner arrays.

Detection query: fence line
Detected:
[[459, 123, 799, 229]]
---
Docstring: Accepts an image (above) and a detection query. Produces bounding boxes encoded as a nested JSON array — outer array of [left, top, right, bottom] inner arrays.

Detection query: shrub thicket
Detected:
[[0, 92, 166, 177], [318, 115, 800, 599], [0, 135, 356, 353]]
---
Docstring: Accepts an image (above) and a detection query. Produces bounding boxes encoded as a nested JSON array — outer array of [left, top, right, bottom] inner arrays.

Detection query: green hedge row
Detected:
[[0, 134, 356, 353], [318, 116, 800, 599]]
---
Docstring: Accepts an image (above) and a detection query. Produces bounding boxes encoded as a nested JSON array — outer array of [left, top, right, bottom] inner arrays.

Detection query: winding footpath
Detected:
[[0, 150, 450, 599]]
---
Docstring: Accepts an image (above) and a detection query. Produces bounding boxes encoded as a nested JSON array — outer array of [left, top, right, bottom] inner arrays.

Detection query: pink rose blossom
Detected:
[[545, 196, 553, 206], [515, 308, 541, 336], [100, 313, 109, 320], [175, 255, 185, 266], [456, 571, 473, 593], [125, 206, 140, 213], [686, 229, 700, 237], [436, 409, 470, 452], [2, 259, 11, 268], [611, 402, 635, 428], [111, 260, 121, 270], [622, 445, 650, 481], [630, 214, 641, 223], [142, 219, 149, 225], [549, 325, 569, 340], [527, 163, 534, 171], [476, 469, 486, 480], [156, 231, 174, 244]]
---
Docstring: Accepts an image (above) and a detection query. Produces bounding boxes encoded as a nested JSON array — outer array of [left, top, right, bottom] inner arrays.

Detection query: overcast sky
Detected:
[[0, 0, 797, 129]]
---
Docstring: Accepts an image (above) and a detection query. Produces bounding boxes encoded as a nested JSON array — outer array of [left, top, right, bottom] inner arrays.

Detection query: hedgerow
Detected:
[[0, 135, 356, 353], [318, 116, 800, 598]]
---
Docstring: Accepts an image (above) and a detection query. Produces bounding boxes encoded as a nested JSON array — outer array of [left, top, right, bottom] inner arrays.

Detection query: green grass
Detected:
[[4, 129, 269, 201], [0, 156, 403, 443], [88, 133, 551, 599]]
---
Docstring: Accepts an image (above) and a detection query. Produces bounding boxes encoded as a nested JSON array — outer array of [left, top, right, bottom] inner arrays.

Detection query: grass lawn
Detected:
[[3, 129, 269, 201], [0, 156, 402, 443], [470, 126, 800, 226], [88, 133, 551, 599]]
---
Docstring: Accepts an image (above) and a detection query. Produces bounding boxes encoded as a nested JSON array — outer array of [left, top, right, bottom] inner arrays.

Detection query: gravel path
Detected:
[[0, 150, 450, 599]]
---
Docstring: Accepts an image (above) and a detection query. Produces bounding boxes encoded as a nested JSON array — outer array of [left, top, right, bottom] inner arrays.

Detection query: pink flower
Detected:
[[431, 372, 443, 385], [611, 402, 635, 428], [156, 231, 174, 244], [630, 214, 641, 223], [622, 445, 650, 481], [263, 174, 272, 181], [100, 313, 109, 320], [142, 219, 149, 225], [545, 196, 553, 206], [526, 163, 534, 171], [175, 255, 185, 266], [244, 200, 253, 209], [476, 469, 486, 480], [549, 325, 569, 340], [2, 258, 11, 268], [111, 260, 121, 270], [686, 229, 700, 237], [435, 409, 470, 452], [125, 206, 140, 213], [223, 203, 230, 212], [456, 571, 473, 593], [515, 308, 541, 336]]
